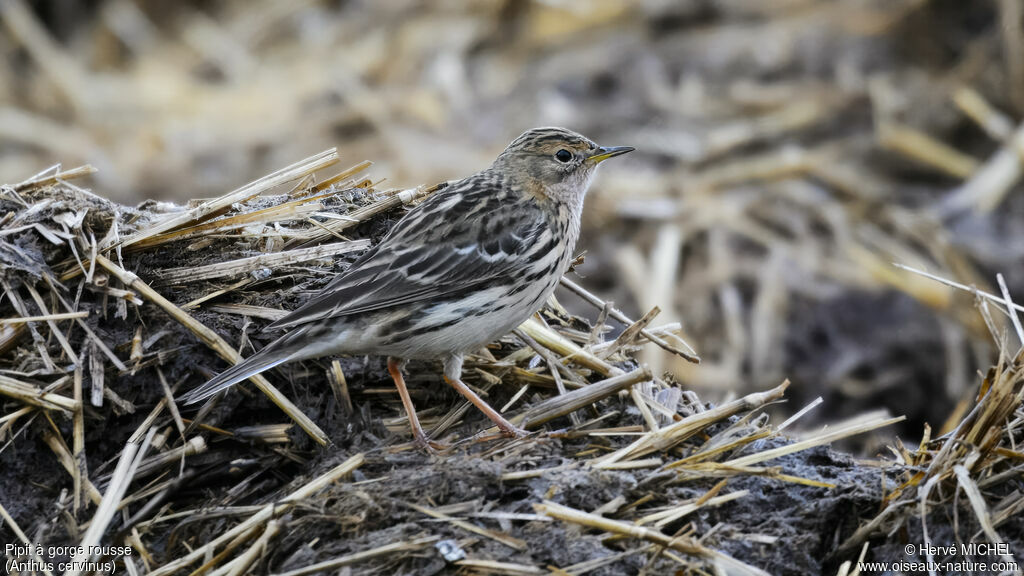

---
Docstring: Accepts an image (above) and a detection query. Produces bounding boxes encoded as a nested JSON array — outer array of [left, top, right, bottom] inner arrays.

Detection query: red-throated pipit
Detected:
[[181, 127, 633, 449]]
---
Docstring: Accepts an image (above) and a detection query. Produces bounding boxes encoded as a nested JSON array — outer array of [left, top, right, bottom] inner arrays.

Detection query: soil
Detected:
[[1, 184, 1021, 575]]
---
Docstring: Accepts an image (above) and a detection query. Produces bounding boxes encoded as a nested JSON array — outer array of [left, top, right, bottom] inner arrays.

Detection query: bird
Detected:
[[180, 127, 633, 449]]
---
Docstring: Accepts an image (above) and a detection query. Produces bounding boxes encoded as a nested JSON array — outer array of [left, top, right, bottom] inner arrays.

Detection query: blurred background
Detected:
[[2, 0, 1021, 446]]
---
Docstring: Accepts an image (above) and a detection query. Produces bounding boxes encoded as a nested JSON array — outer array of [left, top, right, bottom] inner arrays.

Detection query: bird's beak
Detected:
[[587, 146, 635, 164]]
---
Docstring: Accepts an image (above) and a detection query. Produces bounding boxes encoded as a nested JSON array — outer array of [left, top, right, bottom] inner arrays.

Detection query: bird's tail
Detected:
[[179, 340, 296, 405]]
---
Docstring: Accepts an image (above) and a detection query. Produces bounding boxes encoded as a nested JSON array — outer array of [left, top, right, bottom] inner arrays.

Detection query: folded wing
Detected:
[[267, 182, 549, 331]]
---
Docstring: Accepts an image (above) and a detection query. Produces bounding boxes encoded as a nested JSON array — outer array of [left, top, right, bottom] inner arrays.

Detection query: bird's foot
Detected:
[[498, 424, 530, 439], [414, 432, 449, 454]]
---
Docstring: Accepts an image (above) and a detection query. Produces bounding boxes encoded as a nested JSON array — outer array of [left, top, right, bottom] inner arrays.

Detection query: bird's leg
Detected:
[[443, 354, 528, 438], [387, 357, 444, 451]]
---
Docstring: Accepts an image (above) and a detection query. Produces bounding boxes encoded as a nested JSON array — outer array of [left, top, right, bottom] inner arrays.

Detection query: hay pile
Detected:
[[1, 155, 1021, 574], [4, 0, 1024, 573], [5, 0, 1024, 445]]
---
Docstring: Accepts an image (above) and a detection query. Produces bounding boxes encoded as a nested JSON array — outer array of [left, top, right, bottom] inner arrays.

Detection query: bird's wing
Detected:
[[266, 176, 553, 330]]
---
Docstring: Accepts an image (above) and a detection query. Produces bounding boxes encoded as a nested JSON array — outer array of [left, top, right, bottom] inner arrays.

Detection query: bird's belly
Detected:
[[372, 278, 557, 359]]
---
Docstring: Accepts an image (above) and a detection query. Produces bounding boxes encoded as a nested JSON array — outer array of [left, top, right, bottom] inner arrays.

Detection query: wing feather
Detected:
[[266, 176, 549, 330]]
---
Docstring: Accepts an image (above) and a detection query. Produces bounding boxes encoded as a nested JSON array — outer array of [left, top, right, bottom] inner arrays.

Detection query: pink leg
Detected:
[[388, 357, 444, 451], [443, 375, 527, 437]]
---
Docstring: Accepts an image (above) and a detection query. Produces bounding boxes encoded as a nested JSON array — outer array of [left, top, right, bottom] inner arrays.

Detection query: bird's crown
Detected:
[[492, 126, 633, 176], [498, 127, 601, 166], [504, 127, 597, 155]]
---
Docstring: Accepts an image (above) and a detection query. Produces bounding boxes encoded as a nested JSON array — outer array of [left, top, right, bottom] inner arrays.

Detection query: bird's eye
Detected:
[[554, 149, 572, 163]]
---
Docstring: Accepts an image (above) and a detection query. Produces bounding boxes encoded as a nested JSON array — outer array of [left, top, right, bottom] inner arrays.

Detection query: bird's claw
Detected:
[[414, 433, 448, 454], [499, 425, 530, 439]]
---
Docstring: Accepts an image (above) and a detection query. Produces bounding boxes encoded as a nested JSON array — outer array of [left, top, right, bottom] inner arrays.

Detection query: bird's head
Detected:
[[492, 127, 633, 207]]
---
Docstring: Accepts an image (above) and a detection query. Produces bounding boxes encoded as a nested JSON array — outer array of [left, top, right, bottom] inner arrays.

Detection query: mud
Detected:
[[1, 186, 1021, 575]]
